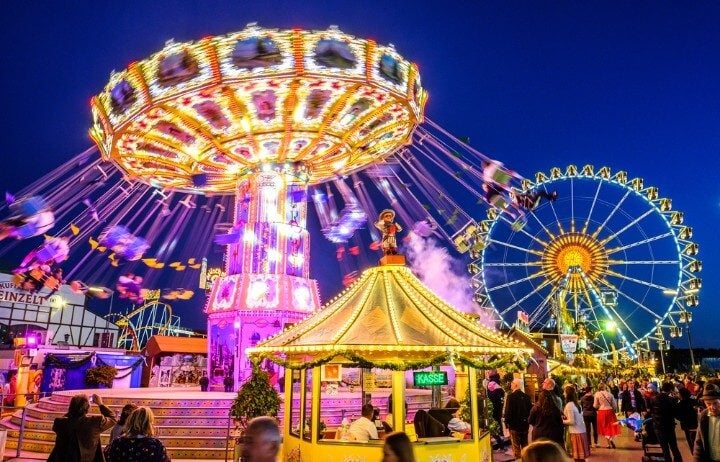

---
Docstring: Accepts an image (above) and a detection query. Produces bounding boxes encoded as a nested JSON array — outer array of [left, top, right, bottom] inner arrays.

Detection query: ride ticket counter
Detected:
[[278, 365, 494, 462], [246, 261, 531, 462]]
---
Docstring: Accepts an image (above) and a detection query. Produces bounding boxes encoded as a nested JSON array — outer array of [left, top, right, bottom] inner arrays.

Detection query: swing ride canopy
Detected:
[[246, 260, 531, 370], [90, 24, 426, 193]]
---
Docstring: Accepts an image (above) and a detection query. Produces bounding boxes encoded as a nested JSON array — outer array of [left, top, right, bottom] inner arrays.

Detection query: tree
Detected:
[[85, 365, 117, 388], [230, 367, 281, 430]]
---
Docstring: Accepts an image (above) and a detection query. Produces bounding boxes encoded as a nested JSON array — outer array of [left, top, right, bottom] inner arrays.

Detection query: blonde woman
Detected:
[[105, 406, 170, 462]]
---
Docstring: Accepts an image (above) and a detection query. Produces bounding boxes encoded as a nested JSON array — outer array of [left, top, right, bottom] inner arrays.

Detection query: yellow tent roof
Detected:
[[247, 261, 531, 369]]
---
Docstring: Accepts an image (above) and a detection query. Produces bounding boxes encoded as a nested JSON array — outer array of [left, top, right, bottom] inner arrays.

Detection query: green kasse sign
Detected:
[[413, 371, 448, 387]]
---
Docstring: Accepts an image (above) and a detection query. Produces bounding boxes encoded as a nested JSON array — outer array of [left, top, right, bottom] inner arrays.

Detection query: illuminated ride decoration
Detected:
[[469, 165, 700, 359], [89, 24, 426, 386], [0, 195, 55, 241], [105, 299, 174, 351], [90, 25, 425, 193]]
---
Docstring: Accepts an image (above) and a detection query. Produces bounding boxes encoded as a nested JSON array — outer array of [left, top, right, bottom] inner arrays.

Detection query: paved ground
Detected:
[[4, 425, 694, 461], [492, 425, 693, 461]]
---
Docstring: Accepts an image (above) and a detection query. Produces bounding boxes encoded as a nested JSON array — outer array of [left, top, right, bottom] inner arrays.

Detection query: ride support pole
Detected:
[[16, 406, 27, 458]]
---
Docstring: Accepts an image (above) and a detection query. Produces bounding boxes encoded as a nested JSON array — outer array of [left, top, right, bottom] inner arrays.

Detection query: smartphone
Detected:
[[89, 396, 94, 404]]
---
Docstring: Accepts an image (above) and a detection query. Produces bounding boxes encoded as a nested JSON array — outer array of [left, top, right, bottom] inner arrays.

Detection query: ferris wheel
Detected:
[[471, 165, 701, 358]]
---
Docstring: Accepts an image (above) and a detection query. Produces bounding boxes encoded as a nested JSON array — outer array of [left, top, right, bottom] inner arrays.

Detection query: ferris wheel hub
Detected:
[[542, 232, 608, 292]]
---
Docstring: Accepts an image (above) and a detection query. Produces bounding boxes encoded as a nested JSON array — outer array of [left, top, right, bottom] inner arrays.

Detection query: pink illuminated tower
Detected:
[[204, 166, 321, 388]]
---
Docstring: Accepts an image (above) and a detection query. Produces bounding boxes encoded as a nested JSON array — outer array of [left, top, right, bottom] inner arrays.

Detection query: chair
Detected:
[[428, 408, 454, 436], [413, 409, 428, 437], [414, 409, 447, 438]]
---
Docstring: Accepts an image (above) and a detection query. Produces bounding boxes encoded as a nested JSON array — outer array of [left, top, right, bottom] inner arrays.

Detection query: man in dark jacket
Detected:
[[693, 383, 720, 462], [47, 393, 116, 462], [621, 380, 647, 417], [503, 378, 532, 460], [650, 382, 682, 462], [224, 374, 234, 392]]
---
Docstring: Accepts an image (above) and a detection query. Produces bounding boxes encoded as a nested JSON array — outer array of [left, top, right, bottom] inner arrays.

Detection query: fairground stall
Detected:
[[247, 257, 532, 462]]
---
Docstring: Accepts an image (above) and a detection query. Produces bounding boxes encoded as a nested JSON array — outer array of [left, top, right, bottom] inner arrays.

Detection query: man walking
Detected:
[[693, 383, 720, 462], [503, 378, 532, 461], [650, 382, 682, 462], [621, 380, 647, 417]]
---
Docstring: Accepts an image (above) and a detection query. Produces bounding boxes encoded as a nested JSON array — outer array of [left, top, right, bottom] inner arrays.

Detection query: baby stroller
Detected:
[[640, 418, 666, 462]]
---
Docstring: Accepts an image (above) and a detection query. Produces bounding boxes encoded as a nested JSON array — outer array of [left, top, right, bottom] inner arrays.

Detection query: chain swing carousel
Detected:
[[247, 246, 531, 461]]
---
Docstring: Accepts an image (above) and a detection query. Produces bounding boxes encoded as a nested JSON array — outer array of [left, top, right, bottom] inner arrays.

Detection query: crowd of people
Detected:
[[46, 371, 720, 462], [501, 373, 720, 462]]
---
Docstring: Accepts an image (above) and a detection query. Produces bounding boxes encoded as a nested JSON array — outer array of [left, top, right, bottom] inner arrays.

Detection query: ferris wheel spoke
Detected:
[[497, 214, 549, 247], [541, 184, 565, 235], [570, 178, 575, 232], [527, 285, 560, 325], [525, 209, 557, 240], [487, 270, 547, 292], [486, 238, 544, 256], [605, 269, 673, 292], [499, 280, 552, 316], [483, 261, 542, 267], [583, 300, 612, 354], [599, 209, 655, 245], [608, 260, 679, 265], [581, 179, 603, 235], [605, 231, 674, 255], [580, 274, 642, 343], [591, 189, 631, 239], [597, 279, 663, 321]]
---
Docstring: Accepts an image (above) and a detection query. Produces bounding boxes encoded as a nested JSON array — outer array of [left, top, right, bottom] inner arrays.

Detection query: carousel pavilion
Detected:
[[247, 256, 532, 462]]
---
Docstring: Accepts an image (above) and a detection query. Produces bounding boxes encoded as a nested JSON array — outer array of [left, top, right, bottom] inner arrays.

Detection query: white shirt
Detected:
[[448, 417, 471, 433], [348, 416, 378, 442], [564, 402, 587, 434]]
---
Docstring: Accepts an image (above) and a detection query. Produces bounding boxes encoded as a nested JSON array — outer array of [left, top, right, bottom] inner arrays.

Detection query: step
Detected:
[[22, 406, 233, 425], [4, 425, 231, 445], [35, 399, 234, 418], [4, 439, 230, 460], [2, 388, 242, 460]]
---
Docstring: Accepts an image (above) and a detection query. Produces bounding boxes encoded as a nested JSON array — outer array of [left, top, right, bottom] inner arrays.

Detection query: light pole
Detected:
[[680, 310, 696, 370], [663, 289, 698, 370]]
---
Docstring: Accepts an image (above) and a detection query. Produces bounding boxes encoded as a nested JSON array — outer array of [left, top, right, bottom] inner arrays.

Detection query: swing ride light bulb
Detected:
[[267, 248, 280, 262], [293, 103, 305, 123], [604, 320, 617, 332], [243, 230, 255, 243], [240, 117, 251, 132], [288, 253, 304, 267]]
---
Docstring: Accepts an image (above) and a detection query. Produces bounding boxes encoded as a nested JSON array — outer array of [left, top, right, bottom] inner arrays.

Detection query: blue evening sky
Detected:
[[0, 1, 717, 346]]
